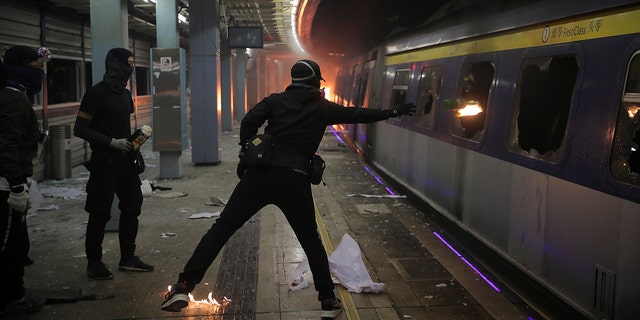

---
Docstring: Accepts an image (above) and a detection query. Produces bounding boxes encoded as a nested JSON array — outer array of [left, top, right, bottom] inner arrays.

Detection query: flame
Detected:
[[167, 285, 231, 308], [455, 101, 483, 117], [627, 104, 639, 119]]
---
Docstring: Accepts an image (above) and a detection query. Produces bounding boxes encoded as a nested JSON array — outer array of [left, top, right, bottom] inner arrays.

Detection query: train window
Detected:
[[391, 69, 411, 107], [611, 52, 640, 184], [451, 61, 494, 140], [414, 65, 442, 128], [512, 55, 578, 160]]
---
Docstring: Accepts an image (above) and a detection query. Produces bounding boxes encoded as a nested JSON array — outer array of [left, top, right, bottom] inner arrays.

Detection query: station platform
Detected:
[[14, 124, 537, 320]]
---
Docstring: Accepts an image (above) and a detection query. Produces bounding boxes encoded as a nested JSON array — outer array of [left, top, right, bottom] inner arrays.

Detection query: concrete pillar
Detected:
[[221, 37, 233, 131], [89, 0, 128, 231], [189, 0, 221, 164], [89, 0, 128, 84], [154, 0, 184, 178], [234, 49, 248, 121]]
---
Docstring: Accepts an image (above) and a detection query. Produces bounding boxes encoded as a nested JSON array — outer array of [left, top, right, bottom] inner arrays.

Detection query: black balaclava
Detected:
[[2, 45, 45, 100], [103, 47, 133, 94], [290, 59, 325, 89]]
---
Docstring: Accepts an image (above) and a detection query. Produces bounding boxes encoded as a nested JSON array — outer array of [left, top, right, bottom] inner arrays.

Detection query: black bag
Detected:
[[131, 150, 145, 174], [243, 134, 273, 167], [309, 155, 325, 185]]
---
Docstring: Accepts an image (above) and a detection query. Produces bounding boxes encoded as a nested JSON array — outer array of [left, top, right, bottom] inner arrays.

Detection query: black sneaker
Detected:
[[161, 281, 189, 312], [87, 261, 113, 280], [119, 256, 154, 272], [321, 297, 343, 318]]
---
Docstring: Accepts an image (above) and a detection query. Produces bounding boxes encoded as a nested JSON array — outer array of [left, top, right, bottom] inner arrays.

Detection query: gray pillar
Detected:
[[89, 0, 128, 84], [190, 0, 221, 164], [234, 49, 247, 121], [221, 38, 233, 131], [155, 0, 183, 178], [246, 56, 259, 110], [89, 0, 128, 231]]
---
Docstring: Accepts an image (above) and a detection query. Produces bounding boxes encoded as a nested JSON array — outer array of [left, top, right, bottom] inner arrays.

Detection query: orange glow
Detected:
[[455, 101, 483, 117], [167, 285, 231, 309], [627, 104, 639, 118]]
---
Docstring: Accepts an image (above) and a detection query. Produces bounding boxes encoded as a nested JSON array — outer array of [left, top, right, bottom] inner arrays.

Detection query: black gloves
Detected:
[[389, 103, 416, 118]]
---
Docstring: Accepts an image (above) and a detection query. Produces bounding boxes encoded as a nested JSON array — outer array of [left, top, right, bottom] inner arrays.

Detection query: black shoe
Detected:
[[321, 297, 343, 318], [2, 296, 42, 315], [161, 281, 189, 312], [87, 261, 113, 280], [119, 256, 154, 272]]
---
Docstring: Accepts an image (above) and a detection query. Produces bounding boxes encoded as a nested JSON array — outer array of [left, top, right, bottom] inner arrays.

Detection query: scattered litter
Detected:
[[435, 283, 448, 288], [425, 295, 434, 299], [156, 191, 187, 198], [403, 316, 413, 319], [205, 197, 227, 206], [38, 204, 59, 211], [288, 234, 385, 293], [189, 212, 221, 219], [161, 232, 177, 238], [180, 209, 189, 213], [73, 249, 109, 258], [347, 194, 406, 199], [141, 179, 153, 197], [40, 186, 86, 199], [150, 181, 172, 191]]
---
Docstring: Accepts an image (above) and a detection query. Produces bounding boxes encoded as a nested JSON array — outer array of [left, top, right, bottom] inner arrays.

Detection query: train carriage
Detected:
[[334, 2, 640, 319]]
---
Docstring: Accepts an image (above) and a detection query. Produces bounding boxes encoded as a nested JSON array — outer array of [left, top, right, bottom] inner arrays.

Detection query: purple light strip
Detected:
[[433, 231, 501, 293], [329, 126, 397, 195]]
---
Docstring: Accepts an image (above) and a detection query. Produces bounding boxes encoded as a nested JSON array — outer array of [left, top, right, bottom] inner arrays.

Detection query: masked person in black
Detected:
[[74, 48, 153, 280], [0, 45, 50, 316], [161, 59, 414, 318]]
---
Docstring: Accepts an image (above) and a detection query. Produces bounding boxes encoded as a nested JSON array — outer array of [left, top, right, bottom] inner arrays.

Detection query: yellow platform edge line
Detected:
[[314, 200, 360, 320]]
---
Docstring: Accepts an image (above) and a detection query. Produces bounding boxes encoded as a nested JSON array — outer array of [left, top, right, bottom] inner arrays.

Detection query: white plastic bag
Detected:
[[328, 233, 385, 293], [286, 233, 385, 293], [140, 179, 153, 197]]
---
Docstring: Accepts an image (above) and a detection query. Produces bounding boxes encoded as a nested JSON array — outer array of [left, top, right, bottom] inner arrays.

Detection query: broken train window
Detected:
[[391, 69, 411, 109], [414, 65, 443, 129], [611, 51, 640, 184], [511, 55, 578, 161], [451, 61, 494, 141]]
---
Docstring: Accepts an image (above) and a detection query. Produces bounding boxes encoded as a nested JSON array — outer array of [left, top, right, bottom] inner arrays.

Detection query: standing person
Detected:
[[0, 45, 50, 316], [73, 47, 153, 280], [161, 59, 415, 318]]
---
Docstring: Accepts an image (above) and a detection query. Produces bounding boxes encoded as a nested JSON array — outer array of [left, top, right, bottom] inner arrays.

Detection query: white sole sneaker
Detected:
[[160, 293, 188, 312]]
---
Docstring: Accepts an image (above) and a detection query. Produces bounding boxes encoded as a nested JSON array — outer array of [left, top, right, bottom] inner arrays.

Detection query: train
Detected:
[[332, 1, 640, 319]]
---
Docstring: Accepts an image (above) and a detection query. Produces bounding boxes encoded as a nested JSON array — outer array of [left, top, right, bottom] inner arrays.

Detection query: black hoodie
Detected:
[[240, 83, 393, 160]]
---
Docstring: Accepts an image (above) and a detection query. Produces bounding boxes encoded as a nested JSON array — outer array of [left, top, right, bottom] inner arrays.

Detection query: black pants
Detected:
[[0, 190, 29, 310], [179, 166, 335, 299], [84, 153, 142, 262]]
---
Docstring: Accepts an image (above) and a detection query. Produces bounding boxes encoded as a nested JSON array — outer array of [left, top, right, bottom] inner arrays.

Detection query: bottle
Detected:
[[129, 125, 152, 150]]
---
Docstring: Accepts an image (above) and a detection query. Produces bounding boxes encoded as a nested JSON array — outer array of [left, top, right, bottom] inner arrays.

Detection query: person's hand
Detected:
[[236, 162, 247, 179], [7, 184, 30, 213], [110, 138, 134, 151], [390, 103, 416, 117]]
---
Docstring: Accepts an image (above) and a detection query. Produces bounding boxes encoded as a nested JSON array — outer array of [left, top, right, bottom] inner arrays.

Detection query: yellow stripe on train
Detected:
[[386, 6, 640, 65]]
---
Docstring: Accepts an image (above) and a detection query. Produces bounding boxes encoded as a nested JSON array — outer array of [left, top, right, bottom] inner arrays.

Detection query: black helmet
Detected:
[[291, 59, 325, 82]]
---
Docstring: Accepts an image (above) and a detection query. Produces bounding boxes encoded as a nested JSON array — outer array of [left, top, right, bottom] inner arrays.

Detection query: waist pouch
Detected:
[[308, 155, 325, 185], [243, 134, 274, 167]]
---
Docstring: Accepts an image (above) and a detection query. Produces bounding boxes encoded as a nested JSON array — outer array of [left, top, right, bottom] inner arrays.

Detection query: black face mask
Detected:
[[4, 64, 45, 95], [103, 53, 133, 94]]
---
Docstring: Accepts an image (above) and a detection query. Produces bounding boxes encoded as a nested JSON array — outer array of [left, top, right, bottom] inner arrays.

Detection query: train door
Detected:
[[610, 50, 640, 184], [353, 60, 375, 151], [414, 64, 443, 130]]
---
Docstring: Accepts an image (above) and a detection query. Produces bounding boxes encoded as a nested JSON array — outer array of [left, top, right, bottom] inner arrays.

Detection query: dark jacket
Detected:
[[0, 87, 40, 181], [240, 83, 392, 161]]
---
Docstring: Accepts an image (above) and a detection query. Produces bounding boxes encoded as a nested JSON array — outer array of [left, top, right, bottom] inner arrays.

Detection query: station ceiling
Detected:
[[41, 0, 458, 58]]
